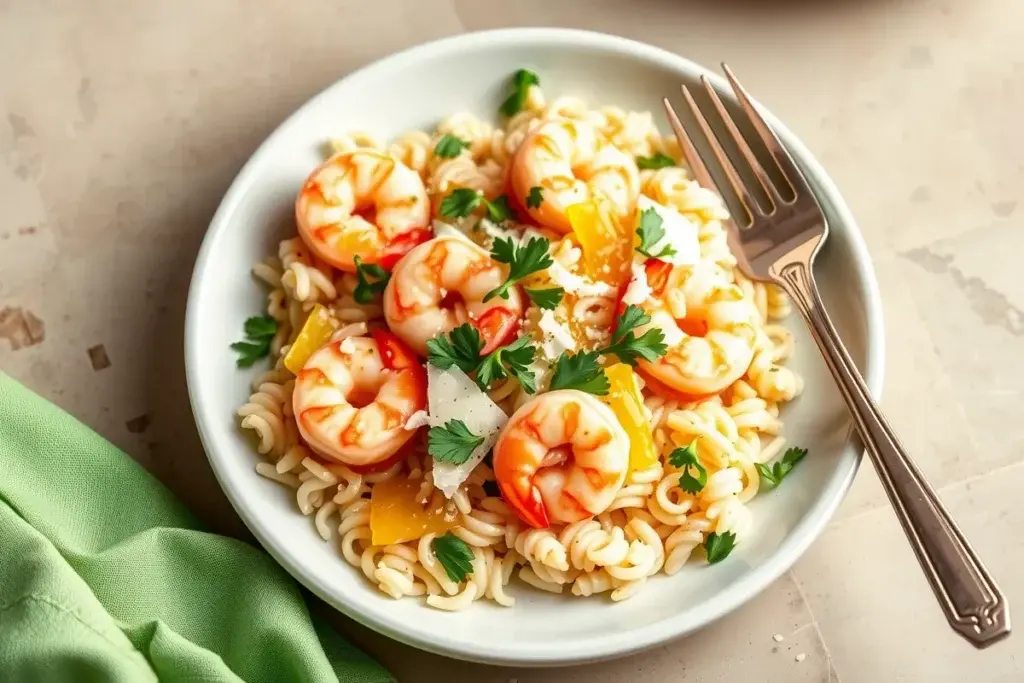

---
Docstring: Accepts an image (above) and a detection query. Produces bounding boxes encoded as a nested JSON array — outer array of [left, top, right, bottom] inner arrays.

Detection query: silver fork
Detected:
[[662, 66, 1010, 649]]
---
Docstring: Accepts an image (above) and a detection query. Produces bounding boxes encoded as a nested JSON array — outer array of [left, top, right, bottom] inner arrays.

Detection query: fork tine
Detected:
[[721, 64, 805, 200], [661, 97, 717, 192], [662, 96, 750, 268], [700, 75, 780, 210], [680, 84, 760, 223]]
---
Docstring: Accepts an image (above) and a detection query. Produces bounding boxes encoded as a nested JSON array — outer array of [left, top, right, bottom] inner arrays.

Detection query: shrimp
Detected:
[[296, 150, 431, 273], [292, 329, 427, 468], [383, 235, 524, 357], [630, 259, 758, 398], [493, 390, 630, 528], [510, 119, 640, 234]]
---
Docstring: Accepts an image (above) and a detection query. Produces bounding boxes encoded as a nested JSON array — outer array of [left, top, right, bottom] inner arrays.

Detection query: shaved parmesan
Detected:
[[537, 309, 577, 360], [622, 262, 653, 306], [426, 364, 508, 497], [637, 195, 700, 266]]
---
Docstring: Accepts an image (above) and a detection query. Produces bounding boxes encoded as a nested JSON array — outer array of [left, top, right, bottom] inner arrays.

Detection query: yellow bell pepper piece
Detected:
[[283, 303, 339, 374], [566, 199, 632, 286], [369, 476, 456, 545], [603, 363, 659, 473]]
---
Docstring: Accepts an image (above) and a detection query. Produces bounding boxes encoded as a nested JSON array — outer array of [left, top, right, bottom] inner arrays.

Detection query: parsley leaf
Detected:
[[484, 236, 553, 302], [704, 531, 737, 565], [526, 186, 544, 209], [428, 419, 485, 465], [548, 350, 609, 395], [425, 324, 484, 374], [635, 208, 677, 260], [231, 315, 277, 367], [636, 153, 676, 170], [668, 440, 707, 494], [244, 316, 277, 339], [352, 255, 390, 304], [434, 134, 469, 159], [486, 195, 516, 223], [524, 286, 564, 310], [499, 68, 540, 118], [476, 335, 537, 394], [756, 446, 809, 488], [438, 188, 515, 223], [600, 304, 668, 366], [432, 532, 475, 582], [439, 188, 483, 218]]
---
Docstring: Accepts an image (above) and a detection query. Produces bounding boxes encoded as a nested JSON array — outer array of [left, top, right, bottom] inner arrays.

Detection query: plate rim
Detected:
[[185, 26, 886, 666]]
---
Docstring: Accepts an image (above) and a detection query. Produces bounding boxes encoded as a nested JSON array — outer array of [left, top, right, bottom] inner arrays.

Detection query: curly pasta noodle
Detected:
[[436, 113, 495, 161], [328, 130, 385, 155], [237, 82, 807, 609], [239, 380, 294, 458], [388, 130, 432, 176]]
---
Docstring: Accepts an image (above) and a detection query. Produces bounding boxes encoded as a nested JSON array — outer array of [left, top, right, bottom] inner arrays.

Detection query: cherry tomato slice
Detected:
[[643, 258, 674, 296], [371, 329, 420, 371], [474, 305, 521, 355]]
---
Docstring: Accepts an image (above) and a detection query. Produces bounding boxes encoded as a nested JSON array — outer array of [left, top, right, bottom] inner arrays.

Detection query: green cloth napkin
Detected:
[[0, 373, 394, 683]]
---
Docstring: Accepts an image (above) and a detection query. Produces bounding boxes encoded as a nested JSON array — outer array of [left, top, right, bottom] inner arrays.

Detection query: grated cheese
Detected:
[[547, 261, 614, 297], [537, 309, 577, 360]]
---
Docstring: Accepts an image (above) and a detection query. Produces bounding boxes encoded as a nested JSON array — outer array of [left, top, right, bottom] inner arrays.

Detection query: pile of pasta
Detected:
[[238, 78, 803, 610]]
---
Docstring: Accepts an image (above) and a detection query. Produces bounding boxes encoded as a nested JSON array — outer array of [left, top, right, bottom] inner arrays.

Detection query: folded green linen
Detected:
[[0, 372, 394, 683]]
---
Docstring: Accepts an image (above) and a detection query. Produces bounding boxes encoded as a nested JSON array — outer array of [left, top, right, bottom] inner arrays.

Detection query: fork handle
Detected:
[[771, 251, 1010, 649]]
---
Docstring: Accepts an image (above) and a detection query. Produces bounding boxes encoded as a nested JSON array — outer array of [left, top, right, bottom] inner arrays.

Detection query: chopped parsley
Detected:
[[704, 531, 737, 565], [548, 350, 610, 396], [635, 208, 677, 260], [525, 186, 544, 209], [524, 286, 564, 310], [231, 316, 277, 367], [636, 153, 676, 170], [426, 325, 538, 393], [431, 533, 475, 583], [756, 447, 809, 488], [499, 68, 540, 118], [485, 195, 516, 223], [483, 236, 553, 302], [438, 188, 515, 223], [428, 419, 485, 465], [434, 134, 470, 159], [352, 255, 390, 304], [668, 440, 707, 494], [476, 335, 538, 394], [600, 305, 668, 366], [425, 323, 484, 375]]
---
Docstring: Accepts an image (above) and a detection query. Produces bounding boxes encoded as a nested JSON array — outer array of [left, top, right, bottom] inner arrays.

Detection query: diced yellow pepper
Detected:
[[369, 476, 456, 545], [603, 363, 659, 473], [566, 199, 632, 286], [283, 303, 339, 374]]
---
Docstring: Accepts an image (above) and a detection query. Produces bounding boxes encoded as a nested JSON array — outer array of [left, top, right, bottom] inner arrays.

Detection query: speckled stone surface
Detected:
[[2, 1, 1022, 681]]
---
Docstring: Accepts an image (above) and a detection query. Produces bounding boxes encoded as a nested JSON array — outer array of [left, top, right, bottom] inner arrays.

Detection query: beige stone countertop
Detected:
[[2, 1, 1023, 681]]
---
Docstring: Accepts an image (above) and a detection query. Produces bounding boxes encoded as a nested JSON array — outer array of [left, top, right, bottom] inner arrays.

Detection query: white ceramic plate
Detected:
[[185, 28, 885, 667]]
